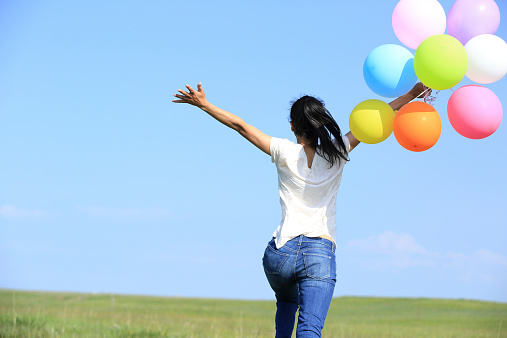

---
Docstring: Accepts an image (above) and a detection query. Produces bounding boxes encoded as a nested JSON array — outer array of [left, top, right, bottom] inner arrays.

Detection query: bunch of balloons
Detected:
[[350, 0, 506, 152]]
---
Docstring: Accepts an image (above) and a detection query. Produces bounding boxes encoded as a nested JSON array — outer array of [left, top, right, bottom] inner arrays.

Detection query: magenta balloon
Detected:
[[447, 85, 503, 139], [447, 0, 501, 45]]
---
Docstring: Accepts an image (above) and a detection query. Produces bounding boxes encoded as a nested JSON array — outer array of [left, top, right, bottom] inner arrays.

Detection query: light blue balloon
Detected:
[[363, 44, 417, 98]]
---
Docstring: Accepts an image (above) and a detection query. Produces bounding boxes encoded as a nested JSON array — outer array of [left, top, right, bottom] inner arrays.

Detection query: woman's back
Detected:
[[270, 136, 350, 249]]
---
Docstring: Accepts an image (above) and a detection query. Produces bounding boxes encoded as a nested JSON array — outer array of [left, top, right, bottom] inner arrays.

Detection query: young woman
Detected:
[[173, 82, 427, 337]]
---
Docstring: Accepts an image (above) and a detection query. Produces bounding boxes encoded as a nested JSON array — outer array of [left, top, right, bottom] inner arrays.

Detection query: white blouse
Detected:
[[270, 135, 350, 249]]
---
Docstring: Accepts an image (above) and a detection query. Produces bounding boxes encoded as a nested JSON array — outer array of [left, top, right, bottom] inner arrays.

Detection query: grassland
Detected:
[[1, 289, 506, 337]]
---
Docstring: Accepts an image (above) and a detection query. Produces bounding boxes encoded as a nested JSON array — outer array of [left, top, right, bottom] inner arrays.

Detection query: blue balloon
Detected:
[[363, 44, 417, 98]]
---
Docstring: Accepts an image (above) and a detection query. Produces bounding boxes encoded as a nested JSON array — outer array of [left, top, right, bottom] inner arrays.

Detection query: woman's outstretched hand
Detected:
[[173, 83, 209, 109]]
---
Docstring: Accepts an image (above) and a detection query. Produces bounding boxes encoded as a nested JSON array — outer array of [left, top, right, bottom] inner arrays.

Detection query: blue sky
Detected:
[[1, 0, 506, 302]]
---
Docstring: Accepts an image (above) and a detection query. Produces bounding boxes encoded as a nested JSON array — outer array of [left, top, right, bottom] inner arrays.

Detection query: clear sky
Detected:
[[1, 0, 506, 303]]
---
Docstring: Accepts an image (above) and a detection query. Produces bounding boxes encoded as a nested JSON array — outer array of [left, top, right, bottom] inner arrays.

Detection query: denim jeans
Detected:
[[262, 235, 336, 338]]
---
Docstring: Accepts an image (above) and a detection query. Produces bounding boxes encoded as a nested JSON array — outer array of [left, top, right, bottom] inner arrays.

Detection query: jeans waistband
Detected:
[[279, 235, 336, 253]]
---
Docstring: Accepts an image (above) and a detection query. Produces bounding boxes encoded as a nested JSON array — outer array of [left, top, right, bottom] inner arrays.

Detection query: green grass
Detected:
[[1, 289, 506, 337]]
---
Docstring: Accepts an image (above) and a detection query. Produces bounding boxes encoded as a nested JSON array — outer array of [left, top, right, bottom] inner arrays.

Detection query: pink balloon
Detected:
[[447, 0, 501, 45], [447, 85, 503, 139], [392, 0, 447, 50]]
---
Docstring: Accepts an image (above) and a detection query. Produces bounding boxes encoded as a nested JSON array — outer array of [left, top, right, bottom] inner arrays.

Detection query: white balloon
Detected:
[[465, 34, 507, 84]]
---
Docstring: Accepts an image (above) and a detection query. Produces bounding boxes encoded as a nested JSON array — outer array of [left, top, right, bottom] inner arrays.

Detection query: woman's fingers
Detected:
[[172, 94, 185, 103], [172, 83, 203, 105], [173, 91, 191, 103], [419, 85, 431, 98]]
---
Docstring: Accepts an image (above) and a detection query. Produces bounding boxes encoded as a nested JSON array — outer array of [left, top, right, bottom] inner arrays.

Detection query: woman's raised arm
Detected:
[[388, 82, 429, 111], [173, 83, 272, 155]]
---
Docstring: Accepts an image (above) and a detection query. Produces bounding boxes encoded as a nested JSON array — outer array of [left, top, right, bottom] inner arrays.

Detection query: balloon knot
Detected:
[[423, 90, 440, 106]]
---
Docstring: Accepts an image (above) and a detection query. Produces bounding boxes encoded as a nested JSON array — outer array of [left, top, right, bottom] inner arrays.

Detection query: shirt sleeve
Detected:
[[342, 134, 351, 153], [332, 135, 351, 154], [270, 137, 290, 164]]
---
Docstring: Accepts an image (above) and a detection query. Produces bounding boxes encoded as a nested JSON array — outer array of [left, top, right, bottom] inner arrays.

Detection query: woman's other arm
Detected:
[[173, 83, 272, 155], [345, 83, 429, 152], [388, 82, 429, 111]]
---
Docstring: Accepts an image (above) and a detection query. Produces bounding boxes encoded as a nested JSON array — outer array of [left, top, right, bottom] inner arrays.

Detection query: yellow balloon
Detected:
[[349, 99, 395, 144]]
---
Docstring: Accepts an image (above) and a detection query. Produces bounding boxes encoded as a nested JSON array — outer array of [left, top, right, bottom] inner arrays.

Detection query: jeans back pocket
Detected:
[[263, 246, 289, 275], [303, 253, 331, 279]]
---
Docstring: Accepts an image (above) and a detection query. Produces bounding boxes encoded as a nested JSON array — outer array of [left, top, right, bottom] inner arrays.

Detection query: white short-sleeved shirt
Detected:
[[270, 136, 350, 249]]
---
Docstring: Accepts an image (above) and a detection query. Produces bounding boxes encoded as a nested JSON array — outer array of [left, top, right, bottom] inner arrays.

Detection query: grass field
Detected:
[[1, 289, 506, 337]]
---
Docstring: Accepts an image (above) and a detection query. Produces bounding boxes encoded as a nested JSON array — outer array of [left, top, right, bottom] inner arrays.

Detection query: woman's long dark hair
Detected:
[[290, 95, 348, 167]]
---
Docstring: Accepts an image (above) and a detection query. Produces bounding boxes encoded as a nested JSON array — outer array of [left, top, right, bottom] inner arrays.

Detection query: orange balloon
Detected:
[[393, 101, 442, 152]]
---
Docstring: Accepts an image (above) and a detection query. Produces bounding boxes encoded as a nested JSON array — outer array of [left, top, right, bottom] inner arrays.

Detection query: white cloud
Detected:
[[78, 206, 175, 221], [0, 205, 48, 220], [344, 231, 507, 282], [346, 231, 426, 256], [473, 249, 507, 267]]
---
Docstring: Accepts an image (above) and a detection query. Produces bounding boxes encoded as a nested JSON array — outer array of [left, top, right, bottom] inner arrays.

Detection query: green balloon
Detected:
[[414, 34, 468, 90]]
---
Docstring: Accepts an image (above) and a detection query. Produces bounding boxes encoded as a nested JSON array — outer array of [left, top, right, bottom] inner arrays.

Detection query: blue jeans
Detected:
[[262, 235, 336, 338]]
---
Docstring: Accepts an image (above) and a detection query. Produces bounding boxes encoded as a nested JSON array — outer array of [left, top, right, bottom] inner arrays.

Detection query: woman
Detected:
[[173, 82, 426, 337]]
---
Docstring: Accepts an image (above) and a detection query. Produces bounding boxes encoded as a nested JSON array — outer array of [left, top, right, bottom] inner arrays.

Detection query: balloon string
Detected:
[[421, 87, 440, 106]]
